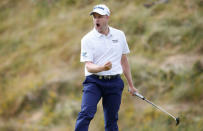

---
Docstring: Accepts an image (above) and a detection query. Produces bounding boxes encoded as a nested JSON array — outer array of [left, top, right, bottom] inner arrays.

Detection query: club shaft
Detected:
[[144, 98, 176, 120]]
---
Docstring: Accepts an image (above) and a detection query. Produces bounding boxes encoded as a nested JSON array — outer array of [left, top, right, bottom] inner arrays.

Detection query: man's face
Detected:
[[92, 13, 109, 33]]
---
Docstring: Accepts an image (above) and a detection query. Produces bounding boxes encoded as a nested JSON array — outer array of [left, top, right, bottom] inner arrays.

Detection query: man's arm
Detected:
[[85, 61, 112, 73], [121, 54, 138, 95]]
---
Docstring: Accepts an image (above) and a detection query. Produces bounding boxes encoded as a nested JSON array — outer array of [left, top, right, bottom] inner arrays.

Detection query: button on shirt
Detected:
[[80, 27, 130, 76]]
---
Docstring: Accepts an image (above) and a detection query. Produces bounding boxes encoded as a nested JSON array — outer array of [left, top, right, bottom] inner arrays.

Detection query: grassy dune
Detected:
[[0, 0, 203, 130]]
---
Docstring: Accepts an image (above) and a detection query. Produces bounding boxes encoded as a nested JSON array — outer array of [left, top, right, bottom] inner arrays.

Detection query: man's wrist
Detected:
[[98, 66, 105, 72], [128, 87, 134, 90], [128, 84, 134, 89]]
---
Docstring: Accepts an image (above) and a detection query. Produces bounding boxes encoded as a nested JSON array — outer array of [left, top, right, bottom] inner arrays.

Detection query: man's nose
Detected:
[[95, 18, 99, 21], [95, 20, 100, 24]]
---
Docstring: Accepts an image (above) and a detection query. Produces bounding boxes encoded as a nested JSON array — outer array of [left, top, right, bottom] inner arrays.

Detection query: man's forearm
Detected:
[[123, 66, 134, 87], [86, 62, 104, 73], [121, 55, 134, 87]]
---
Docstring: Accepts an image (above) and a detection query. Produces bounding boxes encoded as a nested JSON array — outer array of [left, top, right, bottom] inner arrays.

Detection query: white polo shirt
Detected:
[[80, 26, 130, 76]]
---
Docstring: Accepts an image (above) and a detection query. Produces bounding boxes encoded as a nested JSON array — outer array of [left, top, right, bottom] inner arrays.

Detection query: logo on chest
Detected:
[[112, 39, 118, 43]]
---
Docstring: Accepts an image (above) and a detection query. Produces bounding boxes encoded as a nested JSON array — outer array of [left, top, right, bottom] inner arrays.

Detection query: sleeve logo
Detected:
[[82, 52, 87, 57]]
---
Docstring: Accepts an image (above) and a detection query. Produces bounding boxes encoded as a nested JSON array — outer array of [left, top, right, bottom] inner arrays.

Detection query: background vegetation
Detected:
[[0, 0, 202, 130]]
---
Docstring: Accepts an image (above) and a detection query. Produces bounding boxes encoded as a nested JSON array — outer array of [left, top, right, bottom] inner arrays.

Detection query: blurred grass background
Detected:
[[0, 0, 203, 130]]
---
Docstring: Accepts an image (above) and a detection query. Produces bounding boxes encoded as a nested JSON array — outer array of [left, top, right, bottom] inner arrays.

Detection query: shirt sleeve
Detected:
[[80, 38, 93, 62], [121, 32, 130, 54]]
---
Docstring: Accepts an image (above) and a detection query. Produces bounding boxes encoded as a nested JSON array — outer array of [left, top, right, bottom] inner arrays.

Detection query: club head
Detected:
[[176, 117, 180, 126]]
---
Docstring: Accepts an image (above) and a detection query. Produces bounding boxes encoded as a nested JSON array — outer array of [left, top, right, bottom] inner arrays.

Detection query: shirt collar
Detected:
[[93, 26, 113, 38]]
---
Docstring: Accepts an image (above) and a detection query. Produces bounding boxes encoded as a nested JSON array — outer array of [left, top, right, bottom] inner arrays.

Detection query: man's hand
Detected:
[[103, 61, 112, 71], [128, 86, 138, 96]]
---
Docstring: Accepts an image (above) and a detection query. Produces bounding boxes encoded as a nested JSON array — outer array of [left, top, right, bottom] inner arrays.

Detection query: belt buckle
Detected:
[[103, 76, 109, 80], [103, 76, 107, 79]]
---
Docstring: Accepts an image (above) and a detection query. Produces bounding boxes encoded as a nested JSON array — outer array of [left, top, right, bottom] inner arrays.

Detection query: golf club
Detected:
[[133, 92, 180, 126]]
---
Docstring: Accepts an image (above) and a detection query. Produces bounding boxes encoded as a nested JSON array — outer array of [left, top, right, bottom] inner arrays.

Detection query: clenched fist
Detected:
[[103, 61, 112, 71]]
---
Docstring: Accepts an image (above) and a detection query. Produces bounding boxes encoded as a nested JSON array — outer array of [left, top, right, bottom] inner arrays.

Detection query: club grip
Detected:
[[134, 92, 145, 100]]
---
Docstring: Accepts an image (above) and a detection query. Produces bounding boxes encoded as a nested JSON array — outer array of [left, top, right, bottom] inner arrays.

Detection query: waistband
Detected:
[[91, 74, 120, 80]]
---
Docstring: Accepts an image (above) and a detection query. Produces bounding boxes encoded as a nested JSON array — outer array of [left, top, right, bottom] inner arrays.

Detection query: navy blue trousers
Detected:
[[75, 75, 124, 131]]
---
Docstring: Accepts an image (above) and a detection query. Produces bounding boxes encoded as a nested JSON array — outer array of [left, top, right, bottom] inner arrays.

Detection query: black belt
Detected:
[[92, 74, 120, 80]]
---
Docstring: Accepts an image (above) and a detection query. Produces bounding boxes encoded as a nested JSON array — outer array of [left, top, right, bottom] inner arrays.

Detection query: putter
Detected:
[[133, 92, 180, 126]]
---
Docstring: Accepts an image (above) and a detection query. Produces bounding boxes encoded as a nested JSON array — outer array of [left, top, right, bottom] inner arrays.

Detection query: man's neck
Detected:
[[97, 26, 109, 36], [102, 26, 109, 36]]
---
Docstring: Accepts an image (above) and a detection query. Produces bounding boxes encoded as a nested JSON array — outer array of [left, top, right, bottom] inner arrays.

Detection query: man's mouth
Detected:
[[96, 23, 100, 27]]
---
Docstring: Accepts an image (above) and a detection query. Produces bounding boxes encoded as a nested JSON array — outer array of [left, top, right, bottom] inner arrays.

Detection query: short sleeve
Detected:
[[80, 38, 93, 62], [121, 32, 130, 54]]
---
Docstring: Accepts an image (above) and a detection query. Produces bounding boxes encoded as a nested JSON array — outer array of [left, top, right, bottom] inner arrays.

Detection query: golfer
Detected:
[[75, 4, 138, 131]]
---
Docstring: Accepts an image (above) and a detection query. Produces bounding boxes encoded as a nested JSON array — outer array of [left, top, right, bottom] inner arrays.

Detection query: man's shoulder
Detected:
[[81, 29, 94, 42], [110, 26, 125, 36]]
